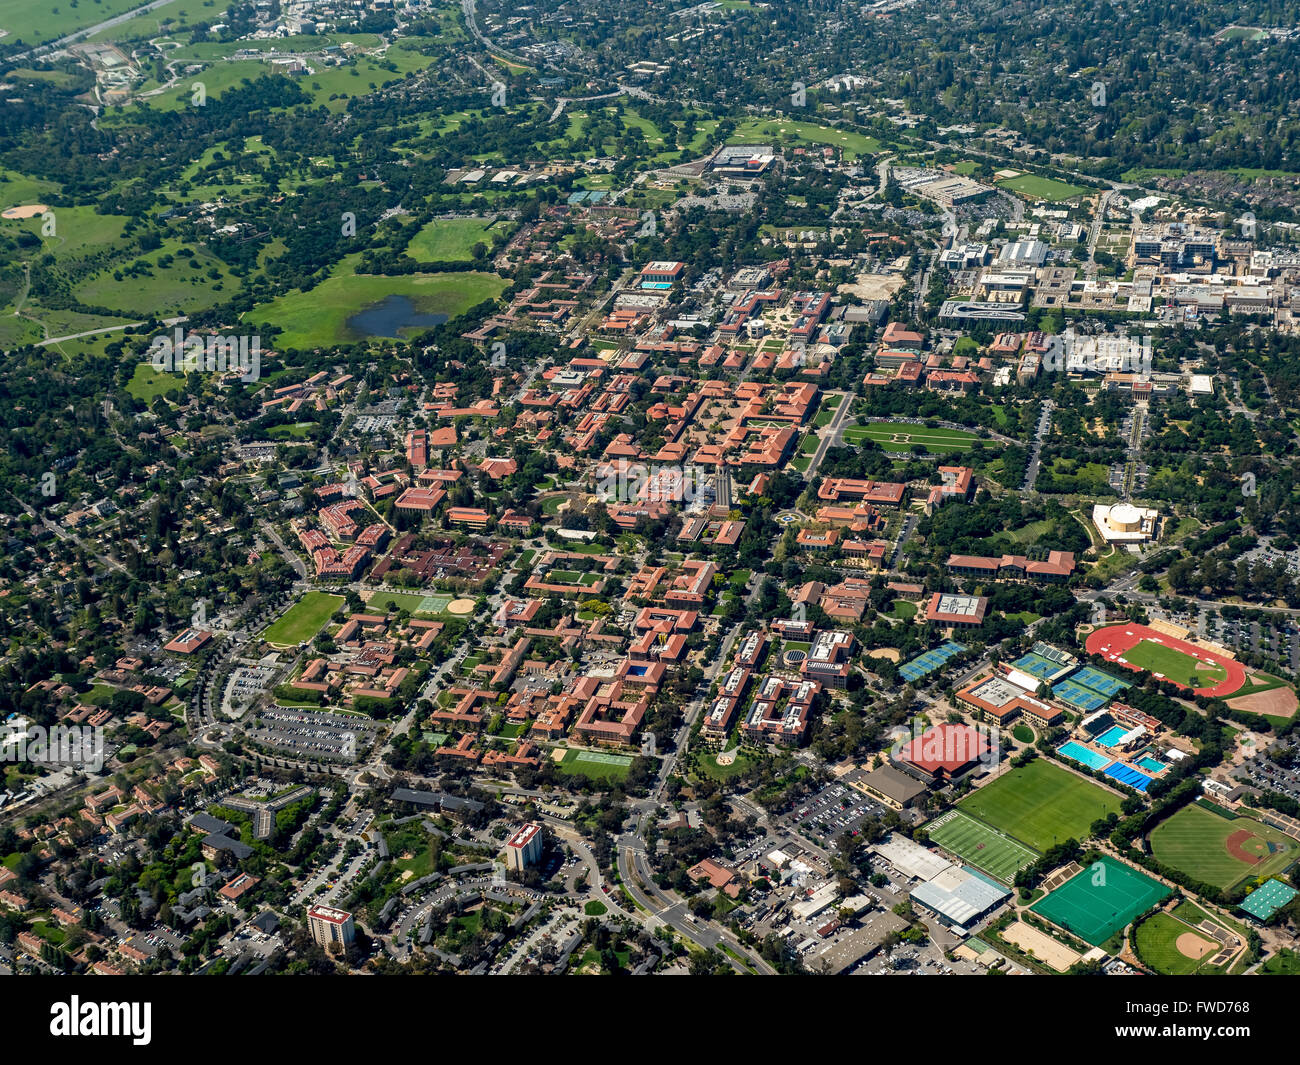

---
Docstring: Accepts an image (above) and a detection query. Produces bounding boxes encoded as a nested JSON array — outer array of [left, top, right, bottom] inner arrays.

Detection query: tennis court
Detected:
[[1104, 762, 1154, 792], [900, 641, 967, 682], [1031, 856, 1171, 946], [926, 809, 1039, 884], [1070, 666, 1130, 698], [1052, 677, 1108, 711], [1057, 740, 1112, 772], [1011, 651, 1065, 681]]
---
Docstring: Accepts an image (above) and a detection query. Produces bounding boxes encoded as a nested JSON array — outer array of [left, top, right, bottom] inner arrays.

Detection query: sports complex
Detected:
[[1085, 623, 1246, 697], [925, 759, 1123, 883]]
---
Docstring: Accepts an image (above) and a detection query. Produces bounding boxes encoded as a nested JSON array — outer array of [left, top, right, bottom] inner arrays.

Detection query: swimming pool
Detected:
[[1137, 756, 1165, 774], [1095, 725, 1130, 747], [1058, 741, 1112, 772]]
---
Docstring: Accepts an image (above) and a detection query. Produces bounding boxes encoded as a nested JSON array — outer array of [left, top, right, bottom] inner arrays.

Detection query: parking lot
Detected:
[[248, 707, 380, 761], [785, 783, 885, 848]]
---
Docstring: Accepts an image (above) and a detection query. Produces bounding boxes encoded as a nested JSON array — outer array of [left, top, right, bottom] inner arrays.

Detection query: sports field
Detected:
[[1133, 912, 1224, 975], [557, 748, 633, 781], [1086, 623, 1246, 697], [366, 591, 453, 616], [996, 174, 1089, 202], [925, 810, 1038, 884], [842, 423, 976, 454], [406, 217, 503, 262], [1031, 856, 1171, 946], [1123, 640, 1226, 688], [958, 758, 1123, 852], [261, 592, 345, 646], [1148, 803, 1296, 890]]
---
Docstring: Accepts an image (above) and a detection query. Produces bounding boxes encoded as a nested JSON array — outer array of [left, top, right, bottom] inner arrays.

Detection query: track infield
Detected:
[[1147, 803, 1296, 890], [957, 758, 1123, 852], [1030, 856, 1171, 946], [1086, 623, 1246, 697]]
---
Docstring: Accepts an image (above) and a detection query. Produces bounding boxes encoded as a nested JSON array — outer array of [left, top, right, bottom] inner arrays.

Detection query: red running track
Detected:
[[1084, 622, 1247, 698]]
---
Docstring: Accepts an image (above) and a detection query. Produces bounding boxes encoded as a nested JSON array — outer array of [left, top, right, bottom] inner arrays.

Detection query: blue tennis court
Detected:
[[900, 641, 967, 682], [1052, 678, 1107, 711], [1104, 763, 1153, 792], [1011, 652, 1062, 680], [1058, 741, 1112, 772], [1096, 725, 1130, 747], [1070, 666, 1129, 697]]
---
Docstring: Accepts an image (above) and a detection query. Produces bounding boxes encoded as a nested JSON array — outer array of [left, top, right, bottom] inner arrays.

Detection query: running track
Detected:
[[1085, 623, 1246, 698]]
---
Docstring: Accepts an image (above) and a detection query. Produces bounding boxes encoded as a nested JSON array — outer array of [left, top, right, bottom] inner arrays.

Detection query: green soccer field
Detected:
[[1122, 640, 1226, 687], [1148, 803, 1296, 890], [1031, 856, 1171, 946], [925, 810, 1039, 883], [261, 592, 345, 646], [958, 759, 1122, 852]]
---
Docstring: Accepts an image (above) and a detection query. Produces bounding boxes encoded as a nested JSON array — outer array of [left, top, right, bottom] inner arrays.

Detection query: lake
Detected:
[[346, 294, 449, 338]]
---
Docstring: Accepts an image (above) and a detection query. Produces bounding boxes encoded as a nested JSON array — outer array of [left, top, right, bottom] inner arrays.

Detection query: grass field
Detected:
[[842, 423, 976, 454], [1123, 639, 1227, 688], [245, 272, 507, 349], [365, 591, 453, 616], [1031, 856, 1171, 946], [1148, 803, 1296, 890], [925, 810, 1038, 884], [406, 217, 504, 262], [1133, 912, 1227, 975], [726, 118, 881, 161], [996, 174, 1090, 202], [557, 748, 632, 782], [262, 592, 345, 646], [958, 758, 1122, 851]]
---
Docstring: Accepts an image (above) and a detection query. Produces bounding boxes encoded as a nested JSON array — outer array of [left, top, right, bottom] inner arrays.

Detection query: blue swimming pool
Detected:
[[1058, 741, 1112, 772], [1137, 756, 1165, 774], [1095, 724, 1130, 747]]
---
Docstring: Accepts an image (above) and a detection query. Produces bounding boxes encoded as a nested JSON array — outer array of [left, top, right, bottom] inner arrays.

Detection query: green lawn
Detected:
[[1123, 639, 1226, 688], [958, 758, 1122, 851], [727, 118, 881, 161], [889, 600, 917, 619], [262, 592, 345, 646], [996, 174, 1090, 202], [557, 748, 632, 782], [245, 272, 507, 349], [1148, 803, 1296, 891], [406, 217, 505, 262], [842, 423, 976, 454]]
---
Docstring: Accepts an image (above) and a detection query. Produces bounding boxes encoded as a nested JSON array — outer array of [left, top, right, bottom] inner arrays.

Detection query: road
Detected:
[[802, 390, 856, 482]]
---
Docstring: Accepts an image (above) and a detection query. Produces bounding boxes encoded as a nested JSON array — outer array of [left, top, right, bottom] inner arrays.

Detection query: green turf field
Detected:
[[1030, 856, 1171, 946], [1148, 803, 1296, 890], [262, 592, 345, 646], [841, 423, 976, 454], [958, 758, 1122, 851], [925, 809, 1039, 884], [366, 591, 453, 616], [557, 748, 632, 781], [996, 174, 1090, 202], [1122, 639, 1226, 687]]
